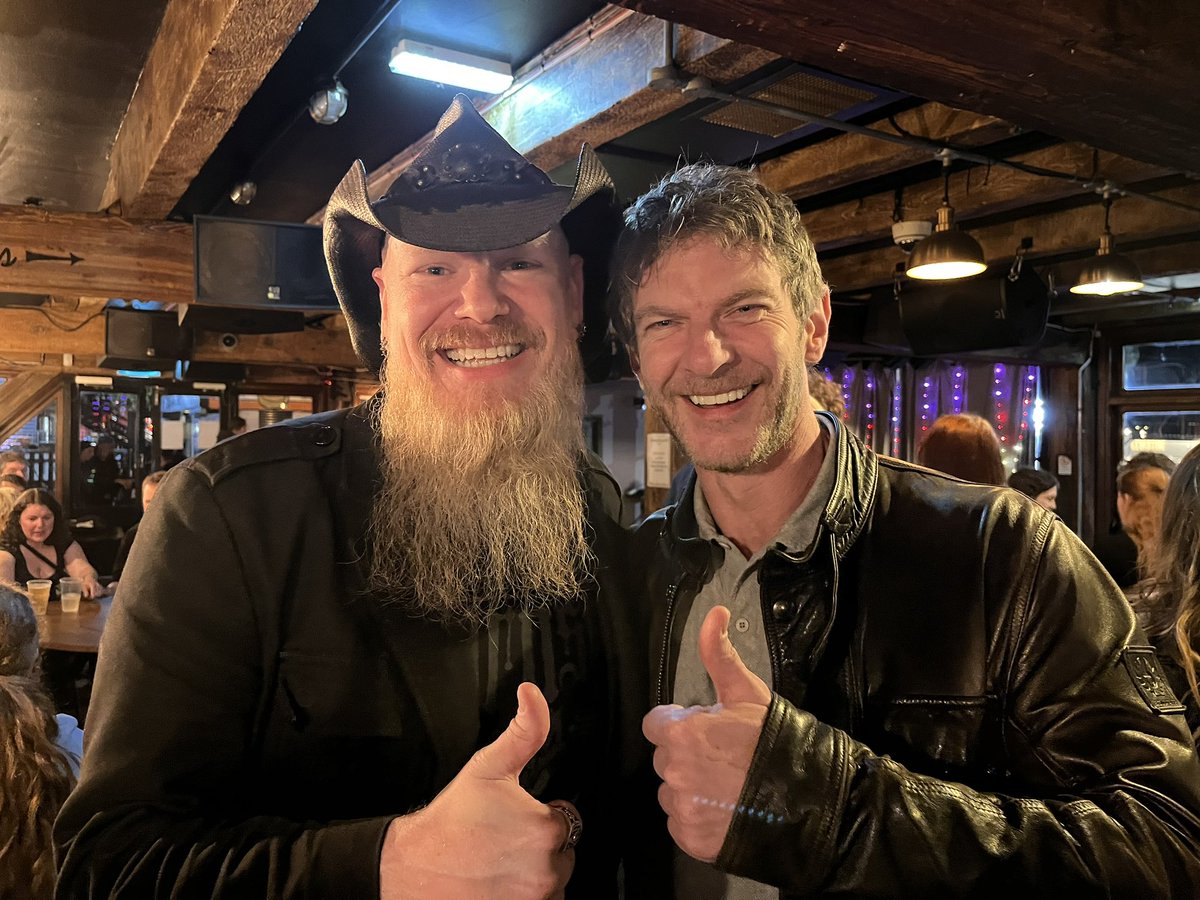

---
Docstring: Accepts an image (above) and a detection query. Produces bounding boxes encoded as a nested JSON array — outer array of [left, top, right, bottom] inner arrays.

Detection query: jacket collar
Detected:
[[661, 412, 879, 566]]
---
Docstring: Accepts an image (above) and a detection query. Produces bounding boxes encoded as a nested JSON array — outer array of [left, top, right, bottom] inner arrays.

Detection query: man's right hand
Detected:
[[379, 682, 577, 899]]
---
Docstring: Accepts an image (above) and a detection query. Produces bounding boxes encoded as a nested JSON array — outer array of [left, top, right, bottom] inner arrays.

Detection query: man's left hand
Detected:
[[642, 605, 771, 862]]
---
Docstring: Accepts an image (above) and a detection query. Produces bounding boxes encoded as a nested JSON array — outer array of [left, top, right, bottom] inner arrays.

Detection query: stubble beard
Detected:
[[369, 328, 592, 629], [653, 361, 804, 475]]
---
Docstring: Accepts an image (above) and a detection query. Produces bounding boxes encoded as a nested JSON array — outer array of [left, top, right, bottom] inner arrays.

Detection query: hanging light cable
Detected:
[[1070, 191, 1144, 296], [906, 155, 987, 281]]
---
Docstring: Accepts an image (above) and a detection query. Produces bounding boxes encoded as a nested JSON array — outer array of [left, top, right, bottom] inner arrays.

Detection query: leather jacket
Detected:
[[634, 419, 1200, 897], [56, 402, 663, 897]]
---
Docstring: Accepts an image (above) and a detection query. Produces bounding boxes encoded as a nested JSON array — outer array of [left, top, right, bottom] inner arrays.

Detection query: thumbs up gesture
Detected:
[[380, 683, 580, 899], [642, 606, 772, 863]]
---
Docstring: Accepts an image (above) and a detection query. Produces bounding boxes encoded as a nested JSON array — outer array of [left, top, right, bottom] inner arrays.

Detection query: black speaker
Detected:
[[101, 308, 190, 371], [862, 291, 912, 354], [177, 304, 306, 335], [194, 215, 338, 311], [898, 267, 1050, 355]]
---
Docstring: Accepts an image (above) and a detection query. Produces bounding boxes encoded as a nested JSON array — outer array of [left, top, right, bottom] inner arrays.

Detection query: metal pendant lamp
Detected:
[[906, 159, 987, 281], [1070, 194, 1144, 296]]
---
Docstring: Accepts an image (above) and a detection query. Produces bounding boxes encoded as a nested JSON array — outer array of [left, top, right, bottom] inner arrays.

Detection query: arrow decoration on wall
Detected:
[[25, 250, 84, 265]]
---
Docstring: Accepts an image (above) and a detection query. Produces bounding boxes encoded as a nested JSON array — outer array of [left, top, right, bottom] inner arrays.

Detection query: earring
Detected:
[[577, 322, 587, 341]]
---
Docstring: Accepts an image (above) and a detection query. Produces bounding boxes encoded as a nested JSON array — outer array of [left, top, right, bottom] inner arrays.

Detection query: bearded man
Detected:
[[55, 96, 660, 899]]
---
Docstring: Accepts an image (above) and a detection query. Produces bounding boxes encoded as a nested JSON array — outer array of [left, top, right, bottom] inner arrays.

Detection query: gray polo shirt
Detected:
[[672, 412, 839, 899]]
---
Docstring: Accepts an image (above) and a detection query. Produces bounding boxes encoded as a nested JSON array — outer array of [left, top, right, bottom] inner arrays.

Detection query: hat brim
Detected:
[[324, 145, 616, 375]]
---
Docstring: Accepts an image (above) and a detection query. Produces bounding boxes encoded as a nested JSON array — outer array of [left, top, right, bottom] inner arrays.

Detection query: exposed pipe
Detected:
[[331, 0, 403, 81], [668, 77, 1200, 216], [1074, 330, 1096, 536]]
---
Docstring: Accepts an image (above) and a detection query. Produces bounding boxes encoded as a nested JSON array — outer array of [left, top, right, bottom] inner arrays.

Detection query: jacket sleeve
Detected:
[[715, 518, 1200, 896], [54, 465, 391, 898]]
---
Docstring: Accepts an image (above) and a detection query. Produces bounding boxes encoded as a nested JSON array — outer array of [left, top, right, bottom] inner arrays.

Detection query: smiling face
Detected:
[[371, 229, 584, 412], [19, 504, 54, 544], [631, 236, 830, 474]]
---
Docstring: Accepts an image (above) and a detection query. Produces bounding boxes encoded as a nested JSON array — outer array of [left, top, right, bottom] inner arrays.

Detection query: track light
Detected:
[[309, 79, 349, 125], [388, 40, 513, 94], [1070, 193, 1144, 296], [906, 156, 986, 281]]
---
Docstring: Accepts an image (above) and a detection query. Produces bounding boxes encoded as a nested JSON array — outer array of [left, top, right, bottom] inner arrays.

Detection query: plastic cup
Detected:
[[59, 578, 83, 613], [27, 579, 51, 615]]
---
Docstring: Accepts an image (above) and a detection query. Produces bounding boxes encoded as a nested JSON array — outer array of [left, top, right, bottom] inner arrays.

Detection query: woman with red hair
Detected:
[[917, 413, 1006, 485]]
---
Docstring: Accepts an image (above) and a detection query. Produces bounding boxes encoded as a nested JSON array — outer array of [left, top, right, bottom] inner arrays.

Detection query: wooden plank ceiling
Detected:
[[1, 0, 1199, 375]]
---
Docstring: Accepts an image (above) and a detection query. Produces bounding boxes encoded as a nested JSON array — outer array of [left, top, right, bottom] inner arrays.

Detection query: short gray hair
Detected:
[[610, 163, 826, 347]]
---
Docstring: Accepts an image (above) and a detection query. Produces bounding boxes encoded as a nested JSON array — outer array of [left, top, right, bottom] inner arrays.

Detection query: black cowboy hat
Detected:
[[323, 94, 619, 375]]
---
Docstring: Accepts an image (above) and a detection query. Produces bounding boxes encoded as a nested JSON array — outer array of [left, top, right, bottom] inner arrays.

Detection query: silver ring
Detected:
[[547, 800, 583, 852]]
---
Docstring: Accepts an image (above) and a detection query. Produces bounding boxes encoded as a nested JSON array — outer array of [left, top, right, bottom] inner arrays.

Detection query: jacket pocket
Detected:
[[256, 651, 437, 818], [274, 650, 412, 738]]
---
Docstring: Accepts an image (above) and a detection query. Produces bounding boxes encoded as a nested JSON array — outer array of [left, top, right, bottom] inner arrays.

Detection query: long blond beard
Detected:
[[369, 335, 592, 628]]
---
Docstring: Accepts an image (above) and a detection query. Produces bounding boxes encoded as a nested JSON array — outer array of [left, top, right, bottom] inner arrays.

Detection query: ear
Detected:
[[803, 289, 832, 365], [372, 260, 390, 333], [566, 253, 585, 327]]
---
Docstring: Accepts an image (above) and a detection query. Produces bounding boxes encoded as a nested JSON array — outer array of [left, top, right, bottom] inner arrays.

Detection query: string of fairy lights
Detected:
[[823, 363, 1041, 466]]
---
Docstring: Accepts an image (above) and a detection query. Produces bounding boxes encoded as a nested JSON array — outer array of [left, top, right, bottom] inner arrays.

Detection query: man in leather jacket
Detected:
[[54, 96, 659, 898], [612, 163, 1200, 897]]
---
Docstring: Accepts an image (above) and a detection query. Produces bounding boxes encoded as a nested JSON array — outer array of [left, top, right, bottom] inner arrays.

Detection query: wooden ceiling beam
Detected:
[[192, 326, 359, 370], [310, 9, 778, 222], [819, 182, 1200, 293], [105, 0, 319, 219], [0, 306, 108, 357], [0, 305, 357, 369], [0, 206, 359, 367], [757, 103, 1016, 199], [804, 143, 1173, 253], [613, 1, 1200, 172], [0, 205, 192, 302]]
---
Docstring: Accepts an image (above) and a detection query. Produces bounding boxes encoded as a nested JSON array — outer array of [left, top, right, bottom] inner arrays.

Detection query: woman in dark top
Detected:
[[1134, 443, 1200, 744], [0, 490, 102, 599]]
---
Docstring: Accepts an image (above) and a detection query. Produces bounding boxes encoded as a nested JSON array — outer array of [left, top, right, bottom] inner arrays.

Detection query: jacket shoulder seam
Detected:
[[179, 408, 353, 487]]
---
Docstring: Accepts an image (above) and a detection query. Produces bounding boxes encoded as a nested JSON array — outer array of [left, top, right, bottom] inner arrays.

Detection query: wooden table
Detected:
[[39, 596, 112, 654]]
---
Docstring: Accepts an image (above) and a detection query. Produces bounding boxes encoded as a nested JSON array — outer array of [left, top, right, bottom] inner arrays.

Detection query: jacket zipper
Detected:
[[760, 552, 785, 691], [656, 579, 681, 705]]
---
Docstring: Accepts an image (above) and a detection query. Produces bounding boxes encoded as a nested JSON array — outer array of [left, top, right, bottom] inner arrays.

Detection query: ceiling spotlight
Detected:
[[229, 181, 257, 206], [906, 155, 987, 281], [388, 39, 513, 94], [309, 79, 349, 125], [1070, 192, 1144, 296]]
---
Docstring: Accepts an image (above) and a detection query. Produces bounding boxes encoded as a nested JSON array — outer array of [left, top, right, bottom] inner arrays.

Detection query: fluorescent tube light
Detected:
[[389, 39, 513, 94]]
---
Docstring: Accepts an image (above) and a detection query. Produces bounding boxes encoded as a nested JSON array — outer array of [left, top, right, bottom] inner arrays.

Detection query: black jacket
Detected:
[[55, 401, 658, 897], [635, 420, 1200, 897]]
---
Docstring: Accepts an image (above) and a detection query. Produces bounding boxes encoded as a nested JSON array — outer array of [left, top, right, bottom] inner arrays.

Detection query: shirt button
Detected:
[[771, 599, 796, 620], [734, 617, 750, 633], [312, 425, 335, 447]]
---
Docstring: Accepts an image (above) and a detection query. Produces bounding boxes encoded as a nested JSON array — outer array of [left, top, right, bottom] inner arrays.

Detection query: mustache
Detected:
[[420, 322, 545, 353]]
